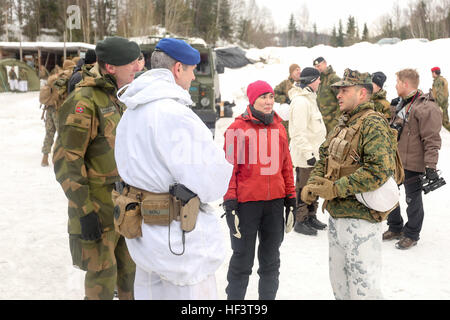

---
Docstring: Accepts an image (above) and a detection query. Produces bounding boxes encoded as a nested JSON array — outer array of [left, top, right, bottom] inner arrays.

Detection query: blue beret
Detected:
[[155, 38, 200, 65]]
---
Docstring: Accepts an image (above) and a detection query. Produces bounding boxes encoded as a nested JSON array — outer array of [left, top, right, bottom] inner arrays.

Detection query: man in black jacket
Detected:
[[67, 49, 97, 94]]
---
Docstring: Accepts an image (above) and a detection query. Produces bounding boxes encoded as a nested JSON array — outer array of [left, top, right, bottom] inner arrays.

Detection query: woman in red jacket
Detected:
[[223, 80, 296, 300]]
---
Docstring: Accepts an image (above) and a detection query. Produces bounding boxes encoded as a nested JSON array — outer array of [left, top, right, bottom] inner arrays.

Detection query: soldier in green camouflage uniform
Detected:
[[274, 64, 301, 104], [53, 37, 141, 300], [313, 57, 341, 135], [371, 71, 391, 121], [274, 64, 301, 139], [41, 60, 76, 167], [301, 69, 397, 300], [431, 67, 450, 131]]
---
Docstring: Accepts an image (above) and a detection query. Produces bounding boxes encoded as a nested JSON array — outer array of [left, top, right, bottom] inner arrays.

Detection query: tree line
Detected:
[[0, 0, 448, 48]]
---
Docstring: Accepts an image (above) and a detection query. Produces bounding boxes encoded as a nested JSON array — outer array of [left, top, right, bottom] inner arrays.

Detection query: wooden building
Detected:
[[0, 42, 95, 76]]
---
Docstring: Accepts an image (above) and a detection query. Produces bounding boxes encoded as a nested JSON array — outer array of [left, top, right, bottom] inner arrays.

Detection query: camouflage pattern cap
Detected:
[[331, 68, 372, 87]]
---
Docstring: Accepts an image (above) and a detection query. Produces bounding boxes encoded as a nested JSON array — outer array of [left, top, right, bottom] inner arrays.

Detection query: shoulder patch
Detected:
[[75, 101, 89, 113]]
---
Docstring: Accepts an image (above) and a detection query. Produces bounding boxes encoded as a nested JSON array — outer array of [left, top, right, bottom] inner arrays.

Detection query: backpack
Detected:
[[39, 71, 71, 110], [39, 74, 59, 106]]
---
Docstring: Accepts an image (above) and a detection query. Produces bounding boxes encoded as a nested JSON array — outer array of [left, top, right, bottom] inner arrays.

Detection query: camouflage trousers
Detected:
[[439, 103, 450, 131], [42, 106, 58, 154], [69, 230, 136, 300], [328, 217, 383, 300]]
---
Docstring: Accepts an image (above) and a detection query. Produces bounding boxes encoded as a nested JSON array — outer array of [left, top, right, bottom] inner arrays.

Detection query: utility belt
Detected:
[[111, 181, 200, 252]]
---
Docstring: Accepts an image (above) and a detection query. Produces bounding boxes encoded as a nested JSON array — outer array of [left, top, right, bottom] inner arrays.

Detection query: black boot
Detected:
[[306, 216, 327, 230], [294, 220, 317, 236]]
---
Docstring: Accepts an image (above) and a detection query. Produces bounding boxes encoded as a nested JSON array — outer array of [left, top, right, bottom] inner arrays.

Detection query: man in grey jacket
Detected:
[[384, 69, 442, 249]]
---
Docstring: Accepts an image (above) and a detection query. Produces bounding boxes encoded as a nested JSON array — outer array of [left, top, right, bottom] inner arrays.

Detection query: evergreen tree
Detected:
[[362, 23, 369, 41], [330, 25, 337, 47], [337, 19, 344, 47], [312, 23, 318, 47], [238, 18, 251, 43], [382, 18, 394, 37], [218, 0, 233, 41], [287, 13, 297, 46], [346, 15, 356, 45]]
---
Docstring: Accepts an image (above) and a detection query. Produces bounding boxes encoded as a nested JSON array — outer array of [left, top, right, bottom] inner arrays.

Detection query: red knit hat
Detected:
[[431, 67, 440, 72], [246, 80, 274, 106]]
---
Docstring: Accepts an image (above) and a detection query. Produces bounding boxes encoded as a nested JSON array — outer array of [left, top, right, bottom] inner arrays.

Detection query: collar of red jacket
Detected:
[[238, 105, 283, 125]]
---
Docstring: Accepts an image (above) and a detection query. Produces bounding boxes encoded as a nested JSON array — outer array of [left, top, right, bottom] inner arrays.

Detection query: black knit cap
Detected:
[[85, 49, 97, 64], [300, 67, 320, 85], [95, 36, 140, 66], [372, 71, 387, 88]]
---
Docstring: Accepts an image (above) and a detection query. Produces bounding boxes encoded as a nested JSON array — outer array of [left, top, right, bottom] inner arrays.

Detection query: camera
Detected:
[[390, 121, 404, 140], [419, 171, 446, 194]]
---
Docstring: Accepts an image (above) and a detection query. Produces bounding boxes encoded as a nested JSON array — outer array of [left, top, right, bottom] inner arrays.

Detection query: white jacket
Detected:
[[288, 86, 327, 168], [115, 68, 233, 286]]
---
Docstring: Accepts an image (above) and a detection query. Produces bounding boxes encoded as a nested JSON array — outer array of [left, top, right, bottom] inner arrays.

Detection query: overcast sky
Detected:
[[254, 0, 413, 33]]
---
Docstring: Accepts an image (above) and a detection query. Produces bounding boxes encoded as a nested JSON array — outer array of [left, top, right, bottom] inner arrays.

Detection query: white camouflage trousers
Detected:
[[328, 216, 383, 300]]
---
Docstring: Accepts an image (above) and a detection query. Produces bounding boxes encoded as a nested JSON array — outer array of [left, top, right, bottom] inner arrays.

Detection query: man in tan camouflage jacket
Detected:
[[301, 69, 398, 300]]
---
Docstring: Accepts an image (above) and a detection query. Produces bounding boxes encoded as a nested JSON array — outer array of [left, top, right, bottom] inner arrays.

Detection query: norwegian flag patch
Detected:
[[76, 106, 85, 113]]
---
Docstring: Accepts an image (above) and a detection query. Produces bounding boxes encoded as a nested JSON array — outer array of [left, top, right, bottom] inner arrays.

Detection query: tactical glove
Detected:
[[300, 185, 318, 205], [425, 167, 439, 180], [80, 212, 103, 241], [308, 177, 338, 201], [306, 157, 316, 166], [284, 196, 296, 233]]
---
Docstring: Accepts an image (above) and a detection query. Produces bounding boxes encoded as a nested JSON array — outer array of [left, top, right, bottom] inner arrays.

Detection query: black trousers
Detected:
[[225, 198, 285, 300], [387, 169, 424, 241]]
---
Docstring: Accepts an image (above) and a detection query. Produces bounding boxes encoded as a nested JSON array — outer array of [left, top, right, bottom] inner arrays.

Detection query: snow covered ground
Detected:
[[0, 39, 449, 300]]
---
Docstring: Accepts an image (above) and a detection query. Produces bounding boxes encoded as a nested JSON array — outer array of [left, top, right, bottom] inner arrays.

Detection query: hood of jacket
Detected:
[[372, 89, 387, 101], [77, 63, 119, 95], [322, 65, 335, 77], [118, 68, 193, 110]]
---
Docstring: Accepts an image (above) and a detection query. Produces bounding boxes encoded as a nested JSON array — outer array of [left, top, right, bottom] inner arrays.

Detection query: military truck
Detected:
[[138, 36, 232, 136]]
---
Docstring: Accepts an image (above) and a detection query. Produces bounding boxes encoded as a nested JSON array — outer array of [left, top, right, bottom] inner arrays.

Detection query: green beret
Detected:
[[95, 36, 140, 66], [331, 68, 372, 87]]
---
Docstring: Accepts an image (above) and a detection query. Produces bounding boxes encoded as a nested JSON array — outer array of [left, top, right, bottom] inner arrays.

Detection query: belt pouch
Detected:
[[179, 196, 201, 232], [112, 189, 142, 239], [141, 195, 171, 226]]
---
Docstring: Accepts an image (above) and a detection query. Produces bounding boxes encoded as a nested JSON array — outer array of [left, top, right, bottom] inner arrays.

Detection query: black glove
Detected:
[[284, 196, 297, 233], [425, 167, 439, 180], [284, 196, 296, 211], [306, 157, 316, 166], [223, 199, 238, 213], [223, 199, 241, 238], [80, 212, 103, 241]]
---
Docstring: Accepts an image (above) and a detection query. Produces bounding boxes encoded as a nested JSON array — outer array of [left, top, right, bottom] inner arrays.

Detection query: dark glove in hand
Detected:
[[306, 157, 316, 166], [284, 196, 297, 211], [80, 212, 103, 241], [284, 196, 297, 232], [223, 199, 238, 213], [425, 167, 439, 180]]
